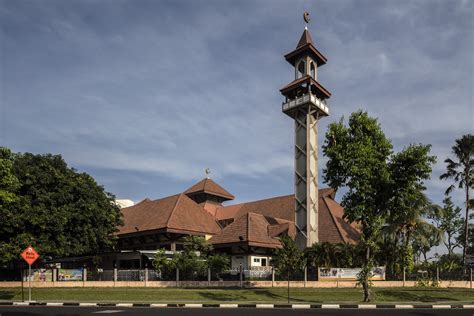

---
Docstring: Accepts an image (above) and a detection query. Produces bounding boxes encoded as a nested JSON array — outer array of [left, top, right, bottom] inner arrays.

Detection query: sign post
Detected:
[[20, 246, 40, 302]]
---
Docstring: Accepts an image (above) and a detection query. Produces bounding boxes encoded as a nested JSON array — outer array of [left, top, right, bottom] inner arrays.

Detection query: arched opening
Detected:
[[310, 62, 316, 79], [297, 60, 305, 79]]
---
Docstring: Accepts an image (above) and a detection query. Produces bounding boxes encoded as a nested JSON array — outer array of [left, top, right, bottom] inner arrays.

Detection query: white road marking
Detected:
[[220, 304, 238, 308], [93, 311, 124, 314], [292, 304, 310, 309]]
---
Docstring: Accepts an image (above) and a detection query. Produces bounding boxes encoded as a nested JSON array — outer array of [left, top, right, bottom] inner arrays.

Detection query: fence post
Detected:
[[239, 264, 243, 288], [470, 268, 472, 289], [403, 268, 406, 287], [272, 267, 275, 287], [176, 268, 179, 287], [145, 264, 148, 287], [304, 266, 307, 288], [83, 265, 87, 287], [113, 265, 118, 285], [207, 267, 211, 287]]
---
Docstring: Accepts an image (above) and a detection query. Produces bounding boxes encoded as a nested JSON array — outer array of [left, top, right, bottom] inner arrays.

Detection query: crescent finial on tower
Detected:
[[303, 11, 310, 29]]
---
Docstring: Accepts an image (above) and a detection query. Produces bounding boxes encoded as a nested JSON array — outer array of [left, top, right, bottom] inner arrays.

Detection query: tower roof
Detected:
[[184, 178, 235, 201], [296, 29, 314, 48], [285, 29, 327, 67]]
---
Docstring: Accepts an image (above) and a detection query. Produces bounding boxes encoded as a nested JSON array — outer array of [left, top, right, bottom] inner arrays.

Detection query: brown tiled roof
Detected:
[[210, 213, 294, 248], [216, 194, 294, 221], [118, 193, 221, 236], [215, 188, 359, 244], [321, 196, 360, 244], [184, 178, 235, 200]]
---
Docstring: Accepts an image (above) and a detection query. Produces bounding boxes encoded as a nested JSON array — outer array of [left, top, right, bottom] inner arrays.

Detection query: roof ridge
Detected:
[[322, 196, 346, 243], [166, 193, 183, 227]]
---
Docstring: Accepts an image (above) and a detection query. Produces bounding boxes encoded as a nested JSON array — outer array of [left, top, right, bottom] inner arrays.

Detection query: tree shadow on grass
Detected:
[[0, 290, 16, 300], [376, 290, 460, 303], [198, 288, 323, 303]]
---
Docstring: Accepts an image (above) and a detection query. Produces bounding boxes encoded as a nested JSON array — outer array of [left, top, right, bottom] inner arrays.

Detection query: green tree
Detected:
[[272, 235, 304, 303], [323, 111, 392, 301], [152, 248, 171, 278], [0, 150, 122, 264], [387, 145, 437, 272], [207, 254, 230, 280], [0, 147, 20, 265], [429, 197, 464, 256], [323, 111, 436, 301], [440, 134, 474, 265]]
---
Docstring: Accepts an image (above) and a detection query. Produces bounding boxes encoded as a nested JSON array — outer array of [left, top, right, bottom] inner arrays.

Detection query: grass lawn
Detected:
[[0, 287, 473, 304]]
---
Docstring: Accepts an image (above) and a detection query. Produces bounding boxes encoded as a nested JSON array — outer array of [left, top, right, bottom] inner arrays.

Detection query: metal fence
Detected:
[[1, 266, 472, 285]]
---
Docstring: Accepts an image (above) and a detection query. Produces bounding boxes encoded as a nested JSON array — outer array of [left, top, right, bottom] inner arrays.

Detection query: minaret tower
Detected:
[[280, 13, 331, 248]]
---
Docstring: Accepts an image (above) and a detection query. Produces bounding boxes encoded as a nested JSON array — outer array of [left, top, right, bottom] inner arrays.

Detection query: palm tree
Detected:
[[385, 192, 440, 273], [440, 134, 474, 265]]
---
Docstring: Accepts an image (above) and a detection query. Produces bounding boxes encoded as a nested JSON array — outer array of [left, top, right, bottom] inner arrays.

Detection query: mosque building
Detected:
[[111, 19, 360, 270]]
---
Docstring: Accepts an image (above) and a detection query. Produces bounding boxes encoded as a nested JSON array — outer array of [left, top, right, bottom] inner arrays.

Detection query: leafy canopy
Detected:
[[0, 148, 123, 265]]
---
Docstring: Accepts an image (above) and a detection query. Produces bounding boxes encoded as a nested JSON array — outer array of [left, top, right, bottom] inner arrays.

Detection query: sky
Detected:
[[1, 0, 473, 223]]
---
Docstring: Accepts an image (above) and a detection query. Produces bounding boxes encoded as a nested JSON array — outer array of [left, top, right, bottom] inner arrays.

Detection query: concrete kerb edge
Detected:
[[2, 302, 474, 309]]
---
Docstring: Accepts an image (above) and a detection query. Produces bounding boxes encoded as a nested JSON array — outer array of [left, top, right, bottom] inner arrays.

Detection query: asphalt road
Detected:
[[0, 307, 473, 316]]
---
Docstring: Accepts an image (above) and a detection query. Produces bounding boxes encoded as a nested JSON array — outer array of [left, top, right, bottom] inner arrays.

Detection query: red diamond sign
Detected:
[[21, 246, 39, 266]]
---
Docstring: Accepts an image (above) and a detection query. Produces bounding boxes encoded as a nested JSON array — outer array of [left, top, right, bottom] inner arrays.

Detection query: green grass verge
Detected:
[[0, 287, 473, 304]]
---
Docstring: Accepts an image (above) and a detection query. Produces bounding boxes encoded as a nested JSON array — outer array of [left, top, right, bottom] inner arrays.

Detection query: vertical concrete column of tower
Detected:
[[280, 17, 332, 249]]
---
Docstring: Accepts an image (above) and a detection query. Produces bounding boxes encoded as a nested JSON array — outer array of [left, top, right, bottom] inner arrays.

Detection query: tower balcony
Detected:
[[282, 93, 329, 118]]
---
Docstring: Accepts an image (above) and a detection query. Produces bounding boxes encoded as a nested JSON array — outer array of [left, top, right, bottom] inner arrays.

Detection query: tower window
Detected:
[[310, 62, 315, 79], [297, 60, 305, 79]]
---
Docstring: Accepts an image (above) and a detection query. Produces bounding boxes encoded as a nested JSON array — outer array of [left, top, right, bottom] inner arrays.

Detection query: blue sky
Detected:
[[1, 0, 472, 218]]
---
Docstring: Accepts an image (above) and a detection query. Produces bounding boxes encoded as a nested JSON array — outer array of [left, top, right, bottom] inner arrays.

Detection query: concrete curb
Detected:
[[0, 301, 473, 309]]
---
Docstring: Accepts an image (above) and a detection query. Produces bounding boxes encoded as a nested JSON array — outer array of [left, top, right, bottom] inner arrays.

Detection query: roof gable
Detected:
[[216, 188, 359, 244]]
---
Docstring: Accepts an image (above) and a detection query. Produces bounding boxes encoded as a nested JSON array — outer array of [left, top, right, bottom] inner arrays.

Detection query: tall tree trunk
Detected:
[[463, 186, 470, 266]]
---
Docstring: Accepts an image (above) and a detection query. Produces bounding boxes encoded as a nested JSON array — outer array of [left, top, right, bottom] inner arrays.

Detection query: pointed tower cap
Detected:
[[296, 29, 314, 49], [284, 28, 327, 66]]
